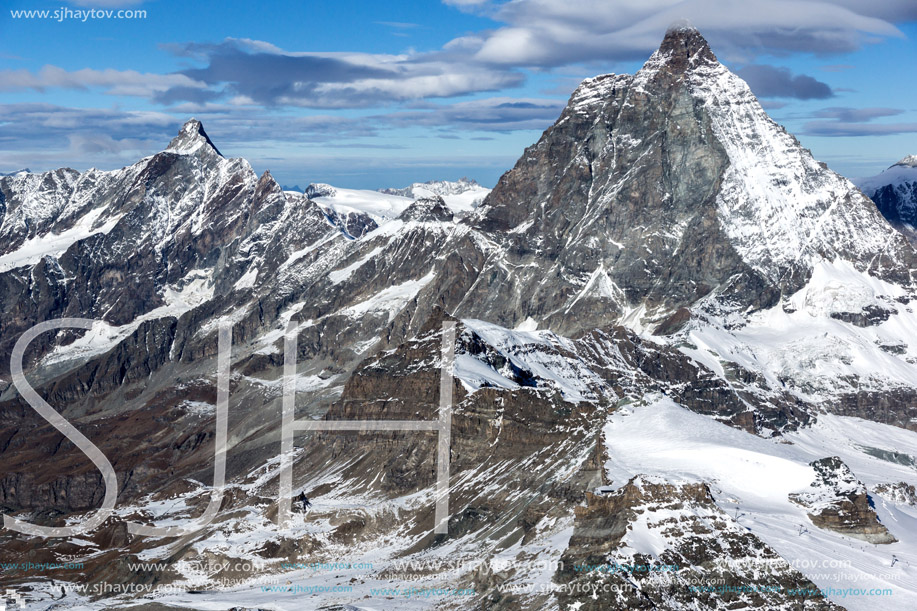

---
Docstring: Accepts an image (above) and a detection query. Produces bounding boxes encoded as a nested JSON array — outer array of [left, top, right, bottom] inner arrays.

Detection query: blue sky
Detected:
[[1, 0, 916, 189]]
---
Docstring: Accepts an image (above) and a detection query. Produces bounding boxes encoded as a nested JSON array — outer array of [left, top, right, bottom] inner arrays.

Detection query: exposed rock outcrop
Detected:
[[556, 475, 842, 610], [790, 457, 896, 544]]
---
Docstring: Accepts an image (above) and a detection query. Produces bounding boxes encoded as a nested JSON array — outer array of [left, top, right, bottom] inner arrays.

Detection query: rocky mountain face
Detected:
[[1, 26, 916, 611], [856, 155, 917, 245], [789, 457, 896, 544], [466, 27, 914, 336], [557, 477, 841, 610]]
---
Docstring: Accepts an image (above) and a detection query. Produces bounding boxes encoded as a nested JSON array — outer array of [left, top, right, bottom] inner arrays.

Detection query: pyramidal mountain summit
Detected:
[[1, 27, 916, 611], [165, 117, 223, 157]]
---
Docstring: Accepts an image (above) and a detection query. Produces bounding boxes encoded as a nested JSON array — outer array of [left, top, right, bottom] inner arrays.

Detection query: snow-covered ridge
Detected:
[[0, 206, 123, 273], [379, 177, 491, 213], [40, 269, 214, 368], [306, 185, 414, 225], [681, 258, 917, 403], [0, 125, 258, 274], [685, 56, 908, 284], [0, 167, 82, 252], [304, 183, 414, 226], [455, 318, 610, 403]]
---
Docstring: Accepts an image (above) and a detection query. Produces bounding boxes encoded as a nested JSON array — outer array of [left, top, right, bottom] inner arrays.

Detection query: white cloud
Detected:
[[0, 67, 206, 97], [160, 38, 526, 108], [458, 0, 908, 66]]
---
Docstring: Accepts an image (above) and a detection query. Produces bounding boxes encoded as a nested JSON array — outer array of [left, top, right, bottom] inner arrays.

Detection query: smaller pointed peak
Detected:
[[891, 154, 917, 169], [398, 195, 453, 223], [254, 168, 284, 197], [166, 118, 222, 157], [256, 169, 280, 189], [253, 169, 284, 202]]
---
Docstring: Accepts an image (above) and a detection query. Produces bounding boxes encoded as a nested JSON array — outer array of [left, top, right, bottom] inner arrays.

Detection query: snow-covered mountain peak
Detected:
[[567, 26, 718, 112], [304, 182, 337, 198], [397, 195, 454, 223], [892, 154, 917, 168], [627, 21, 719, 91], [471, 26, 915, 340], [166, 118, 222, 156]]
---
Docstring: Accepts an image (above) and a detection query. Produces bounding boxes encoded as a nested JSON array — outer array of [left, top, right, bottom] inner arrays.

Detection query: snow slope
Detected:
[[306, 183, 414, 226], [380, 178, 491, 213], [679, 51, 908, 284], [681, 258, 917, 403], [0, 206, 122, 273], [302, 179, 491, 229], [604, 397, 917, 611], [456, 318, 610, 403]]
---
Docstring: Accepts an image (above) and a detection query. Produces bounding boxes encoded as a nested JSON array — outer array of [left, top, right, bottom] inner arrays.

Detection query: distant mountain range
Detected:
[[282, 179, 491, 239]]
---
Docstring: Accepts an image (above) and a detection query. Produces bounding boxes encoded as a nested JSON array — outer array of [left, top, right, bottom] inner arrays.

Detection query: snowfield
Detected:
[[604, 397, 917, 611], [0, 206, 123, 273], [681, 257, 917, 403], [302, 178, 492, 228]]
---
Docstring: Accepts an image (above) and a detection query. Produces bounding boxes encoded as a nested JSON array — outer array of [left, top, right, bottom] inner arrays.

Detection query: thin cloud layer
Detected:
[[736, 65, 834, 99], [162, 38, 525, 108], [377, 97, 565, 132], [460, 0, 908, 65], [0, 95, 560, 173], [803, 106, 917, 136], [0, 67, 205, 97]]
